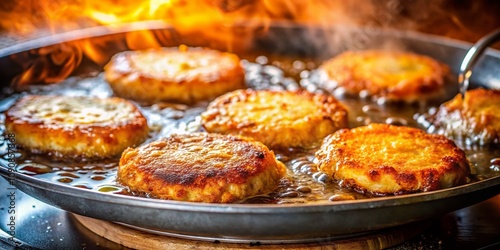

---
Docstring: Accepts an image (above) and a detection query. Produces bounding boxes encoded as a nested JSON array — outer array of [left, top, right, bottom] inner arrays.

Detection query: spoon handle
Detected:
[[459, 28, 500, 97]]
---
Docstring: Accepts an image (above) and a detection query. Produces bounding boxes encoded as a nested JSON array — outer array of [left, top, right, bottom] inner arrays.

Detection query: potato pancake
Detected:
[[427, 88, 500, 145], [4, 95, 149, 159], [315, 123, 470, 195], [201, 89, 348, 149], [117, 133, 286, 203], [104, 46, 245, 104], [319, 50, 450, 103]]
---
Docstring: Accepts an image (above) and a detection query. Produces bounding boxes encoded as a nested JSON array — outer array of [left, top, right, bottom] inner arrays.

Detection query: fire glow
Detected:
[[1, 0, 352, 36]]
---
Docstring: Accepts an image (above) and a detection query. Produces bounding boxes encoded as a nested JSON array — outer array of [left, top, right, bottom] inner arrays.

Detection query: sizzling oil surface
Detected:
[[0, 55, 499, 204]]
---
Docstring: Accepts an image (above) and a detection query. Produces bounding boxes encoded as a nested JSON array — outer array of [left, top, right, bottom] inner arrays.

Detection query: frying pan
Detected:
[[0, 21, 499, 243]]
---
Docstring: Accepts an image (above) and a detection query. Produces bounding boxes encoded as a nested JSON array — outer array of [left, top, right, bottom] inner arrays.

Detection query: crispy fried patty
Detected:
[[427, 88, 500, 145], [319, 50, 450, 102], [315, 123, 470, 195], [117, 133, 286, 203], [104, 46, 245, 104], [201, 89, 348, 149], [4, 95, 149, 159]]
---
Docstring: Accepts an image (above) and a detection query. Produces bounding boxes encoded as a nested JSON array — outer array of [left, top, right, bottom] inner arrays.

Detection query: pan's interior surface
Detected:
[[1, 23, 500, 242]]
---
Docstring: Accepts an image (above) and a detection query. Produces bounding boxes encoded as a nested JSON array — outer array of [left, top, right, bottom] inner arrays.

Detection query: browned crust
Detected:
[[117, 133, 286, 203], [104, 46, 245, 104], [201, 89, 348, 149], [4, 95, 149, 159], [315, 123, 470, 195], [429, 88, 500, 144], [319, 50, 450, 102]]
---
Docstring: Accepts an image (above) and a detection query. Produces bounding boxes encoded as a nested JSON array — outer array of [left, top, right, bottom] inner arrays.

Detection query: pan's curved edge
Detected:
[[3, 22, 499, 59], [0, 21, 172, 58], [1, 159, 499, 212]]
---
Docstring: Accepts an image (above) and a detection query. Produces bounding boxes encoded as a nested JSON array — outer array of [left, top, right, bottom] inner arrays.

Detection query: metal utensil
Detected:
[[459, 28, 500, 97]]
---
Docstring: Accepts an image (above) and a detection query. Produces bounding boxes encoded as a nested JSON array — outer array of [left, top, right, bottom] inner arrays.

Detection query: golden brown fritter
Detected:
[[315, 123, 470, 195], [104, 46, 245, 104], [319, 50, 450, 102], [4, 95, 149, 159], [201, 89, 348, 149], [427, 88, 500, 145], [117, 133, 286, 203]]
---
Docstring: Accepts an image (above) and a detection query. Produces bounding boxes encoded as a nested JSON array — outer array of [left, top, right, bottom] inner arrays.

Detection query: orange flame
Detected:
[[11, 43, 83, 88], [0, 0, 356, 37], [2, 1, 500, 44]]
